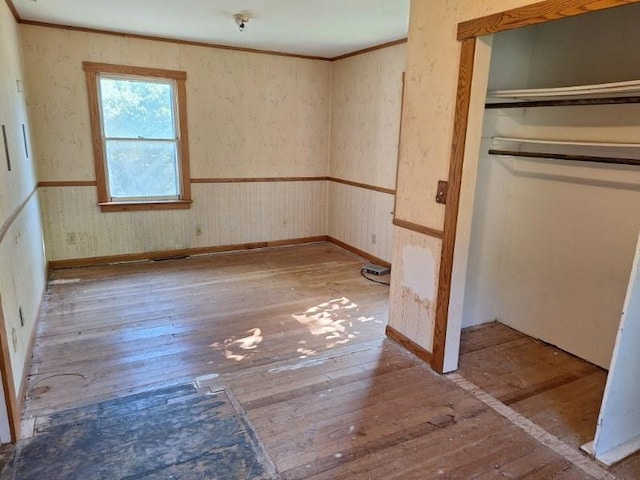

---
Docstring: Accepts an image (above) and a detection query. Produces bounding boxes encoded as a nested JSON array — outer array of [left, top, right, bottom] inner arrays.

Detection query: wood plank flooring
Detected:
[[458, 322, 640, 479], [21, 243, 632, 478]]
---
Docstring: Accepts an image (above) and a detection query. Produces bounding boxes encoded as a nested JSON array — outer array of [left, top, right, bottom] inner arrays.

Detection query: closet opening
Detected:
[[449, 2, 640, 469]]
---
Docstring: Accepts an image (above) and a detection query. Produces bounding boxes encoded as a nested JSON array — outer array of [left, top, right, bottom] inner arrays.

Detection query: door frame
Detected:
[[431, 0, 640, 373], [0, 295, 19, 442]]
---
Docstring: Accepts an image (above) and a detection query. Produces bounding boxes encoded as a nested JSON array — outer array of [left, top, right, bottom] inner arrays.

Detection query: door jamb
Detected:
[[0, 295, 19, 442], [431, 0, 640, 373]]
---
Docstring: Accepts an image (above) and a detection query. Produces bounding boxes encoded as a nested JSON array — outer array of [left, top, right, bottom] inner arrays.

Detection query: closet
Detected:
[[460, 3, 640, 465]]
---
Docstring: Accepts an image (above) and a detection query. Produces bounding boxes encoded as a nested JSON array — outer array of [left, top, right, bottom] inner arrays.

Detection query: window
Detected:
[[83, 62, 191, 212]]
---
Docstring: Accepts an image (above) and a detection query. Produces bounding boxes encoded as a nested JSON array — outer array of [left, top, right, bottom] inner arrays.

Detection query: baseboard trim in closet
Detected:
[[385, 326, 433, 364], [393, 217, 444, 240], [48, 236, 329, 269], [326, 236, 391, 268]]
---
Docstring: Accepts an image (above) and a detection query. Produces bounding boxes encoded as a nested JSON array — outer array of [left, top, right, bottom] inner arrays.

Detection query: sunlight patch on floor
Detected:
[[292, 297, 374, 351], [210, 328, 263, 361]]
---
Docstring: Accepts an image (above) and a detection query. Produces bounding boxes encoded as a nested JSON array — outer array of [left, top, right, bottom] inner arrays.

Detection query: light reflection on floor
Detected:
[[292, 297, 374, 353], [210, 297, 375, 362], [210, 327, 263, 361]]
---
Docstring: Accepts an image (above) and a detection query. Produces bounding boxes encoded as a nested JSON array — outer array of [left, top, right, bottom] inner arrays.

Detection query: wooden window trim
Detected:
[[83, 62, 191, 212]]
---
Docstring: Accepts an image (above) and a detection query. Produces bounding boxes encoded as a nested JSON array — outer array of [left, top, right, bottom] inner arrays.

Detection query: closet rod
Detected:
[[485, 96, 640, 109], [488, 149, 640, 167]]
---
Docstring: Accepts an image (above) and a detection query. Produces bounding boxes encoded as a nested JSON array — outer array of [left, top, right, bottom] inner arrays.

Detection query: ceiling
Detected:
[[13, 0, 410, 59]]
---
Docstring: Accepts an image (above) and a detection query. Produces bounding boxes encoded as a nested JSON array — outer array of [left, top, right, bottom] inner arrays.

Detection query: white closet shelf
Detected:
[[488, 80, 640, 100], [493, 136, 640, 148]]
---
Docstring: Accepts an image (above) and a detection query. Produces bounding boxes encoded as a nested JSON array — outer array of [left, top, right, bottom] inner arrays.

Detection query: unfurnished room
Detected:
[[1, 0, 640, 479]]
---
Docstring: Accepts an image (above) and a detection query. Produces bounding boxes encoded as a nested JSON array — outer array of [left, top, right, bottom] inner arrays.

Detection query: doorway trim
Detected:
[[432, 0, 640, 373], [0, 295, 19, 442]]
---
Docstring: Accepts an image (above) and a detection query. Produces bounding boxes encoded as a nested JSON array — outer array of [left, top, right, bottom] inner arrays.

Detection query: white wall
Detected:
[[0, 1, 47, 442], [328, 44, 406, 263], [460, 7, 640, 368]]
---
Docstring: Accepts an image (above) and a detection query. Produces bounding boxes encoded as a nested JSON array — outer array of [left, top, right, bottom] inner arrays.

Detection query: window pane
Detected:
[[100, 78, 175, 139], [106, 140, 179, 198]]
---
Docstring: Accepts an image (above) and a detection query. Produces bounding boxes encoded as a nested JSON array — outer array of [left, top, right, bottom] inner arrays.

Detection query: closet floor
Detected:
[[458, 322, 640, 478]]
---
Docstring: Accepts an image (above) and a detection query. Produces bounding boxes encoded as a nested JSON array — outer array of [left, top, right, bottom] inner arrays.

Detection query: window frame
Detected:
[[83, 62, 192, 212]]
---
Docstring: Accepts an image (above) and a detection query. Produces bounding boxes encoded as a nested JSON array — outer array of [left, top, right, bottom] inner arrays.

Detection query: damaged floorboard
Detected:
[[19, 243, 640, 478]]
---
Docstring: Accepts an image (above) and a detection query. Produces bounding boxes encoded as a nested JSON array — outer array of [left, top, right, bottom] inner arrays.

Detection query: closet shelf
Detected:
[[488, 149, 640, 167], [492, 137, 640, 148], [486, 80, 640, 109]]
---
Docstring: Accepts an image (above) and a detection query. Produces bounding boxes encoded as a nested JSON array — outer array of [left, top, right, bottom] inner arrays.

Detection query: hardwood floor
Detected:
[[458, 322, 640, 480], [21, 243, 632, 478]]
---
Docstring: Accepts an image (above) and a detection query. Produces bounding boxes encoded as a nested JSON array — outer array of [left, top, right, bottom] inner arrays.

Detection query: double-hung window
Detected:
[[83, 63, 191, 211]]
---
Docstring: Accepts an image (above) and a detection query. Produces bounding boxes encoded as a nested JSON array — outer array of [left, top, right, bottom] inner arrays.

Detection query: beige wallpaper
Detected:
[[40, 182, 328, 261], [20, 25, 332, 261], [328, 44, 406, 263], [0, 0, 47, 440], [328, 182, 394, 263], [20, 26, 331, 181], [330, 44, 406, 189], [22, 24, 409, 264], [389, 0, 551, 367]]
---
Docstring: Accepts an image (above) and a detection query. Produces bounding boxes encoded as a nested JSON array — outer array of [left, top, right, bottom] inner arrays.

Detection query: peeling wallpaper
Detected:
[[388, 228, 441, 350], [389, 0, 549, 355]]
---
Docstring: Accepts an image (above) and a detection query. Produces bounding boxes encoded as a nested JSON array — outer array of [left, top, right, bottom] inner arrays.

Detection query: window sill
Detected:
[[98, 199, 193, 212]]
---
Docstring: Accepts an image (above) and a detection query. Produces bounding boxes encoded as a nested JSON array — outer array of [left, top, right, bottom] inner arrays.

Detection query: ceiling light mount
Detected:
[[234, 13, 250, 32]]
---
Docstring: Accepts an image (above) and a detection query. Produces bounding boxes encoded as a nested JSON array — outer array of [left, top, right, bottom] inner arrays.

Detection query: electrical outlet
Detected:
[[66, 232, 76, 245], [195, 226, 203, 236], [11, 328, 17, 352], [371, 233, 377, 245], [19, 307, 24, 327]]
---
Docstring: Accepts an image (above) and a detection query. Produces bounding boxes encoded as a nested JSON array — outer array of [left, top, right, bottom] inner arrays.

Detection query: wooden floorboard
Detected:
[[459, 321, 640, 479], [22, 244, 627, 478]]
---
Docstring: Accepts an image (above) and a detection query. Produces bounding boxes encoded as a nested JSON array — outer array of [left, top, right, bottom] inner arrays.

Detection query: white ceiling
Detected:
[[14, 0, 410, 59]]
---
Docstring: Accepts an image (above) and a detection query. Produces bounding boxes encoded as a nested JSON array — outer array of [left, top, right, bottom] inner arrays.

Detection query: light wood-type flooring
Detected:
[[23, 243, 640, 479]]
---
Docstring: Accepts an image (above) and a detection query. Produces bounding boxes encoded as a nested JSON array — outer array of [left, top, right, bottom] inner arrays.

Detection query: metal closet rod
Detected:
[[485, 96, 640, 109], [488, 149, 640, 167]]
